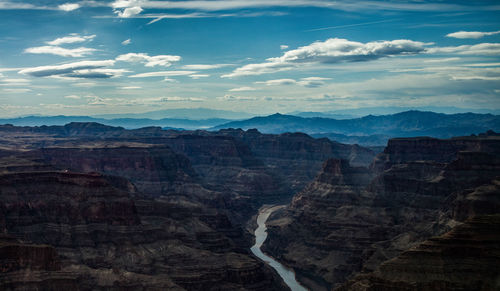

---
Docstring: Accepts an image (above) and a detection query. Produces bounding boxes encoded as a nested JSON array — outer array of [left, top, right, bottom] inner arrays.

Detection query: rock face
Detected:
[[0, 122, 395, 290], [0, 169, 287, 290], [337, 214, 500, 291], [36, 146, 196, 196], [217, 129, 375, 193], [264, 133, 500, 290]]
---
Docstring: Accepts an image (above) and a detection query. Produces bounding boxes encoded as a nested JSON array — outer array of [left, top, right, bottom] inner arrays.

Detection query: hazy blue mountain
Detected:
[[287, 111, 357, 119], [0, 115, 230, 130], [93, 108, 252, 120], [212, 111, 500, 145], [319, 106, 500, 117]]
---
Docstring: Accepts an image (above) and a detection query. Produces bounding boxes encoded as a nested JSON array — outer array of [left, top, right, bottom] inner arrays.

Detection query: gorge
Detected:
[[0, 123, 498, 290]]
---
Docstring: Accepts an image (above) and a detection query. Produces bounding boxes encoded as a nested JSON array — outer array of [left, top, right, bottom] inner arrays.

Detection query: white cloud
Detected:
[[122, 38, 131, 45], [451, 76, 500, 81], [58, 3, 80, 11], [228, 86, 256, 92], [116, 53, 181, 67], [19, 60, 118, 78], [257, 78, 297, 86], [161, 96, 205, 102], [129, 71, 197, 78], [427, 43, 500, 55], [163, 77, 178, 82], [0, 78, 30, 86], [120, 86, 142, 89], [189, 74, 210, 79], [64, 68, 129, 78], [24, 46, 96, 57], [47, 34, 96, 45], [423, 57, 461, 63], [223, 38, 427, 77], [3, 88, 32, 93], [446, 30, 500, 39], [71, 82, 96, 87], [256, 77, 331, 87], [107, 0, 473, 13], [115, 6, 143, 18], [280, 45, 289, 50], [182, 64, 231, 70], [0, 2, 49, 10], [219, 94, 258, 101], [123, 96, 205, 104], [298, 76, 331, 87], [463, 62, 500, 67]]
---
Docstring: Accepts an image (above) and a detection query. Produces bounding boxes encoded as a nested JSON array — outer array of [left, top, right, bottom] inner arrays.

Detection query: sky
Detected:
[[0, 0, 499, 117]]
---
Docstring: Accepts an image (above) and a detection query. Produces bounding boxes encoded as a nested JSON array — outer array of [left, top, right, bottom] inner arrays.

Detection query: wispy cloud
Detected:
[[257, 78, 297, 86], [451, 75, 500, 81], [58, 3, 80, 11], [446, 30, 500, 39], [120, 86, 142, 90], [18, 60, 123, 79], [304, 18, 399, 32], [0, 78, 30, 86], [427, 43, 500, 55], [2, 0, 498, 14], [24, 46, 96, 57], [47, 34, 95, 46], [71, 82, 96, 87], [228, 86, 256, 92], [3, 88, 32, 93], [108, 0, 478, 13], [24, 34, 97, 57], [223, 38, 428, 77], [182, 64, 231, 70], [0, 1, 50, 10], [219, 94, 259, 101], [256, 77, 331, 87], [128, 71, 197, 78], [116, 53, 181, 67], [189, 74, 210, 79], [121, 38, 131, 45], [115, 6, 143, 18]]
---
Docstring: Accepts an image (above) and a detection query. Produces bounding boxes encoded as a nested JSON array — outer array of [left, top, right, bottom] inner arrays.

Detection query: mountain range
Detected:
[[212, 111, 500, 145], [1, 110, 499, 146]]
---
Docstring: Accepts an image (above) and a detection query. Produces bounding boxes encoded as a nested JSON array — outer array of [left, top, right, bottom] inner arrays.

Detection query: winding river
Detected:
[[250, 206, 308, 291]]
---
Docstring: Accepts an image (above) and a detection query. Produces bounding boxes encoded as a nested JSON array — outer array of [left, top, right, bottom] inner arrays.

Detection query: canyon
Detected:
[[264, 132, 500, 290], [0, 123, 499, 290]]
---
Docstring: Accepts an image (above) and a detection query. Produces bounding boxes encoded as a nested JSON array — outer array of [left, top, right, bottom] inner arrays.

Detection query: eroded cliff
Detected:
[[264, 133, 500, 290]]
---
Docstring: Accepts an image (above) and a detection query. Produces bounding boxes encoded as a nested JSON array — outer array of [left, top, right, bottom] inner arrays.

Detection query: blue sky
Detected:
[[0, 0, 499, 117]]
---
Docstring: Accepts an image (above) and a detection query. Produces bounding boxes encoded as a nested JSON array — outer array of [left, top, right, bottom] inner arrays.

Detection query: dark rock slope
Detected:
[[0, 123, 376, 290], [0, 168, 287, 290], [337, 214, 500, 291], [264, 133, 500, 290]]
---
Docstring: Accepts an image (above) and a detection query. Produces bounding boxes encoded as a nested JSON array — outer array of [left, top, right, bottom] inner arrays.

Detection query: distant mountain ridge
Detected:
[[2, 110, 498, 146], [212, 110, 500, 145], [93, 108, 253, 120], [0, 115, 231, 130], [289, 106, 500, 118]]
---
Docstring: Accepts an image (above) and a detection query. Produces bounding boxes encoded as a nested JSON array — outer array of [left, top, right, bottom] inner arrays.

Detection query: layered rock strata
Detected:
[[264, 134, 500, 290]]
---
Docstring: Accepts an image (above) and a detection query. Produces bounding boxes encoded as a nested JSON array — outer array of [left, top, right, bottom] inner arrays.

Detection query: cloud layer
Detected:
[[18, 60, 126, 79], [446, 30, 500, 39], [116, 53, 181, 67], [24, 46, 96, 57], [47, 34, 95, 46], [223, 38, 428, 77]]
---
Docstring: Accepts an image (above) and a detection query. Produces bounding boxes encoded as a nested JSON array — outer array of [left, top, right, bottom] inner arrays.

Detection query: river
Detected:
[[250, 206, 308, 291]]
